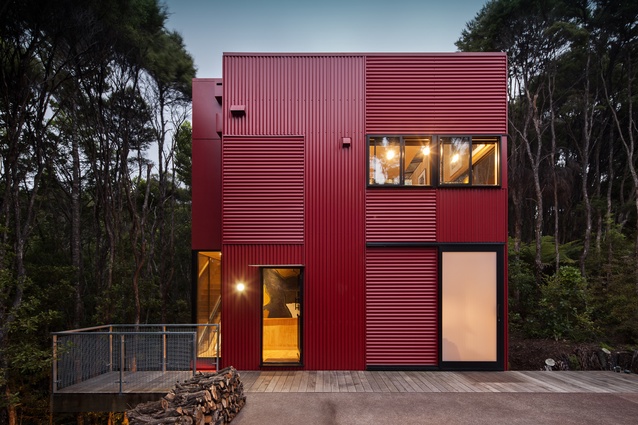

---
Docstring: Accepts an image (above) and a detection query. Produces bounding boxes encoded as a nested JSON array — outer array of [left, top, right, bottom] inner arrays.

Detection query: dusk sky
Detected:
[[162, 0, 489, 78]]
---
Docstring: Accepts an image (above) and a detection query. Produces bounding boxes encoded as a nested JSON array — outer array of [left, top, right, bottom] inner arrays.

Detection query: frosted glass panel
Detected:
[[442, 252, 497, 362]]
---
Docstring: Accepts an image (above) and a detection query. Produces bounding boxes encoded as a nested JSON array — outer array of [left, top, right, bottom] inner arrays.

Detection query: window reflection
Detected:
[[441, 137, 471, 184], [369, 137, 400, 185], [440, 136, 498, 185], [404, 137, 432, 186]]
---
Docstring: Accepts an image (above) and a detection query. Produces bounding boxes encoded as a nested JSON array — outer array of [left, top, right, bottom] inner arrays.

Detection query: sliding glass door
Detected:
[[440, 247, 504, 370]]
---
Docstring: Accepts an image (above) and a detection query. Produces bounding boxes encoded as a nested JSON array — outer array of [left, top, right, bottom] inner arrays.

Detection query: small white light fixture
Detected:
[[421, 146, 431, 156], [236, 282, 246, 292], [386, 149, 396, 160], [451, 153, 459, 164]]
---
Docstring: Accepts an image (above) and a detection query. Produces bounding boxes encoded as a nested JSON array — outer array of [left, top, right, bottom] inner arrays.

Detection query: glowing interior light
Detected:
[[451, 153, 459, 164], [236, 282, 246, 292], [386, 149, 396, 160], [421, 146, 431, 156]]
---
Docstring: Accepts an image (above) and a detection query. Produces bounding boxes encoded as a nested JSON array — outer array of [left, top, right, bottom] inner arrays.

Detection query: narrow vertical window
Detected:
[[369, 136, 401, 185], [471, 137, 499, 185], [404, 136, 432, 186], [440, 137, 471, 184]]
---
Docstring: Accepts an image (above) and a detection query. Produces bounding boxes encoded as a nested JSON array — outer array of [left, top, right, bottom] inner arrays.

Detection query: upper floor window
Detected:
[[368, 136, 433, 186], [368, 135, 500, 187], [440, 136, 499, 186]]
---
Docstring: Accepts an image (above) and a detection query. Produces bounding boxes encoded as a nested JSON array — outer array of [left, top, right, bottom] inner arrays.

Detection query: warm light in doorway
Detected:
[[236, 282, 246, 292]]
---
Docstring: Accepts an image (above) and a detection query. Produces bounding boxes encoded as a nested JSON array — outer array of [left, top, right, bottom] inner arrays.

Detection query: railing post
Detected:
[[52, 335, 58, 394], [119, 335, 125, 394], [192, 331, 197, 376], [162, 326, 167, 372], [109, 326, 113, 372], [215, 324, 220, 372]]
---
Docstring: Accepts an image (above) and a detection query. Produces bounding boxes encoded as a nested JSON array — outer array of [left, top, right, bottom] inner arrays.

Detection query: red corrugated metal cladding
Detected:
[[437, 188, 508, 243], [366, 189, 436, 242], [221, 245, 303, 370], [222, 55, 366, 370], [365, 54, 508, 134], [366, 248, 438, 366], [192, 79, 222, 250], [222, 136, 304, 244]]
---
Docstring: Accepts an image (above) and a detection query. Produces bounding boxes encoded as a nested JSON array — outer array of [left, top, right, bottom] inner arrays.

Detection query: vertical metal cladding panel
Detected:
[[365, 54, 507, 134], [192, 79, 222, 250], [366, 189, 436, 242], [437, 189, 508, 242], [221, 244, 303, 370], [223, 136, 304, 243], [223, 55, 367, 369], [192, 139, 221, 249], [366, 248, 438, 365]]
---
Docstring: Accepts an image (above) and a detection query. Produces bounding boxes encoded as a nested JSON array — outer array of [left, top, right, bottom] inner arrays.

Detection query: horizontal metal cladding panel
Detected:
[[437, 188, 508, 242], [366, 190, 436, 242], [223, 136, 304, 244], [221, 245, 304, 370], [366, 54, 507, 134], [366, 248, 438, 365]]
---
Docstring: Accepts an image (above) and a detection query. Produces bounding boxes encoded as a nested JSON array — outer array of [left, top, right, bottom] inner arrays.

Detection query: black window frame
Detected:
[[367, 135, 436, 187], [439, 135, 500, 187], [366, 135, 501, 188]]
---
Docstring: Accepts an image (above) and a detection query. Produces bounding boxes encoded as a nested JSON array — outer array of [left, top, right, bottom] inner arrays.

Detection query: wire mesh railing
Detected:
[[52, 324, 219, 394]]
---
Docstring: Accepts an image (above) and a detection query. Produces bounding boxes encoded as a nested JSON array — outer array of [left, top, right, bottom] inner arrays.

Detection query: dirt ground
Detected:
[[508, 336, 637, 371]]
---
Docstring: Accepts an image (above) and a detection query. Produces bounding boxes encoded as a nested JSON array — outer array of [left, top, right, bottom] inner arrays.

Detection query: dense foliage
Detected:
[[0, 0, 195, 423], [458, 0, 638, 345]]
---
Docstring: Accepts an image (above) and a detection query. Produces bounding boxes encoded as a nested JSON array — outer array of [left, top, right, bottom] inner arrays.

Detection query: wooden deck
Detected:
[[54, 369, 638, 395], [52, 369, 637, 412], [239, 371, 638, 394]]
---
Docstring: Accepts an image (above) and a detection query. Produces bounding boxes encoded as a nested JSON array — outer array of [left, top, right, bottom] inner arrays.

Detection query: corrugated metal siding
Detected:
[[221, 244, 304, 370], [222, 136, 304, 244], [223, 55, 366, 370], [366, 248, 438, 366], [437, 189, 508, 242], [366, 54, 507, 134], [192, 139, 221, 250], [366, 189, 436, 242], [192, 79, 222, 250]]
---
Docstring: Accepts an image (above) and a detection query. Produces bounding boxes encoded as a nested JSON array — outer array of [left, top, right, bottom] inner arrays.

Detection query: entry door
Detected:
[[261, 268, 302, 365], [440, 247, 504, 370]]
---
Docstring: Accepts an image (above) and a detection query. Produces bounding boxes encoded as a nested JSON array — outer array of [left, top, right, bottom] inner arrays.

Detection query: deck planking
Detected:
[[55, 369, 638, 395], [242, 370, 637, 394]]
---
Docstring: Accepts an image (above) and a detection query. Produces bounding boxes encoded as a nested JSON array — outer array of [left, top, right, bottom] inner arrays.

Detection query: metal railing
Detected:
[[51, 324, 219, 394]]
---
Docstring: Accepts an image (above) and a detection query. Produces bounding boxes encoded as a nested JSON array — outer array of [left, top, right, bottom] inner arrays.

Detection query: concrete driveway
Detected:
[[231, 392, 638, 425]]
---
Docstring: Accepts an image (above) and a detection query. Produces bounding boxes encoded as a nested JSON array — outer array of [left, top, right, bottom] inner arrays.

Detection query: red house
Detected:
[[192, 52, 508, 371]]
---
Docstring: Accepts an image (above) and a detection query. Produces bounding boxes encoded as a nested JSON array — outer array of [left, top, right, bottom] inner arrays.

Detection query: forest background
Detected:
[[1, 0, 637, 423]]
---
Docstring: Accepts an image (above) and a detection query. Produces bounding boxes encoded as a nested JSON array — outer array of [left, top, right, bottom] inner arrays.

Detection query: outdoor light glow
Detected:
[[451, 153, 459, 164], [236, 282, 246, 292], [421, 146, 431, 156], [386, 149, 396, 160]]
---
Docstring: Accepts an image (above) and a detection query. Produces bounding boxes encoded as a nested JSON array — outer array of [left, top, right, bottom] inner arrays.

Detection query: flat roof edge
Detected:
[[222, 52, 506, 57]]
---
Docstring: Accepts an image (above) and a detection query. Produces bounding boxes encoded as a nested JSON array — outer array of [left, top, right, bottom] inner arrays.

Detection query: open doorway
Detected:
[[261, 267, 302, 365]]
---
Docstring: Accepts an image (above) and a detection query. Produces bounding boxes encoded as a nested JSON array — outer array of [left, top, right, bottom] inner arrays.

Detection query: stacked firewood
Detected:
[[126, 367, 246, 425]]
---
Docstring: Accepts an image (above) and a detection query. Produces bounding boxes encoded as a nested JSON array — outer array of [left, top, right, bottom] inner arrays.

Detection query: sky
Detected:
[[162, 0, 489, 78]]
